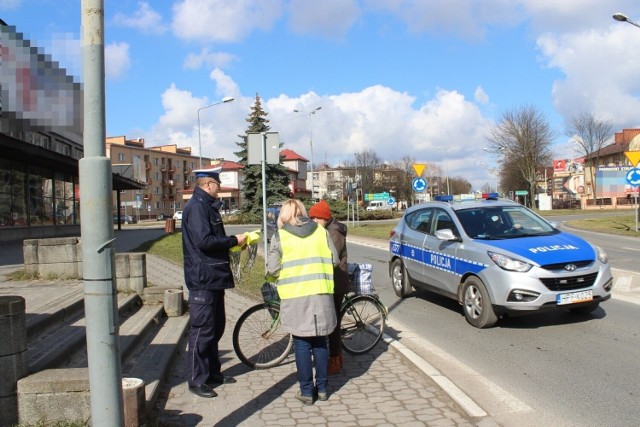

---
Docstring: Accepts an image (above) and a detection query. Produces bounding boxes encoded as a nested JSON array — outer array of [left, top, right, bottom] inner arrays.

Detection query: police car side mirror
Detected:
[[435, 229, 460, 242]]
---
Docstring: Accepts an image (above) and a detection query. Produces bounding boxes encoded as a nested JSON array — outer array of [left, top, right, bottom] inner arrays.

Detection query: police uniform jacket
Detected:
[[182, 186, 238, 291], [266, 217, 339, 337]]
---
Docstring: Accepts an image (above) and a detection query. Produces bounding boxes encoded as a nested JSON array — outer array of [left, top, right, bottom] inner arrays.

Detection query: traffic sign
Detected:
[[412, 177, 427, 193], [625, 168, 640, 186], [624, 151, 640, 167], [515, 190, 528, 196], [412, 163, 426, 177], [387, 197, 396, 206]]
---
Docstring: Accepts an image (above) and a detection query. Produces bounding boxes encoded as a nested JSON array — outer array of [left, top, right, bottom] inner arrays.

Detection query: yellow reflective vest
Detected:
[[277, 226, 334, 299]]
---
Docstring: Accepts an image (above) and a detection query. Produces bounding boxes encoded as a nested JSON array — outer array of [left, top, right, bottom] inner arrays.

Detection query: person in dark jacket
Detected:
[[182, 167, 247, 399], [266, 199, 339, 405], [309, 199, 349, 375]]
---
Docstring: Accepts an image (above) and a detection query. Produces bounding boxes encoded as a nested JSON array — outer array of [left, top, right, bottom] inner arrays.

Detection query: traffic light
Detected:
[[546, 178, 552, 196]]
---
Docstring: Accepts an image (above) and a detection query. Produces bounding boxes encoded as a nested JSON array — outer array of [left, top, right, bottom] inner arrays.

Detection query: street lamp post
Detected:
[[294, 106, 322, 201], [613, 12, 640, 29], [197, 96, 234, 168]]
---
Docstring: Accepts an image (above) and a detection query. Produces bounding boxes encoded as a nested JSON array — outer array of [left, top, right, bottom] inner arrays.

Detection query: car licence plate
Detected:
[[556, 290, 593, 305]]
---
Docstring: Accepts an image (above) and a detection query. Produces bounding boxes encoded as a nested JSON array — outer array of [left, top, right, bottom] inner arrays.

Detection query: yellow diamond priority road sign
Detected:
[[412, 163, 426, 177], [625, 151, 640, 167]]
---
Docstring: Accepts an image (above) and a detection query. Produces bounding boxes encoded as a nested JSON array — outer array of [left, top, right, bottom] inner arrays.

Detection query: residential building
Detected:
[[106, 136, 200, 220]]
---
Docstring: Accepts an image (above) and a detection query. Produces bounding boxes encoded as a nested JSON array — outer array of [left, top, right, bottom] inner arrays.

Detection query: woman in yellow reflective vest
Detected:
[[266, 199, 339, 405]]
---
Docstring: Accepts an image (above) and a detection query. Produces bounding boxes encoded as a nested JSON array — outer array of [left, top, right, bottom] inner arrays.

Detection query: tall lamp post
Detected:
[[613, 12, 640, 28], [294, 106, 322, 201], [197, 96, 234, 168]]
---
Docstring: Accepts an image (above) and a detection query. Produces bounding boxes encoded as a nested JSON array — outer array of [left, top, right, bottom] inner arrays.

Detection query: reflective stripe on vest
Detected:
[[277, 225, 334, 299]]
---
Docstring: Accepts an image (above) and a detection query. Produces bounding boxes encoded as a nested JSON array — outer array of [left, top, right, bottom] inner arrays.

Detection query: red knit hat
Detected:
[[309, 199, 332, 220]]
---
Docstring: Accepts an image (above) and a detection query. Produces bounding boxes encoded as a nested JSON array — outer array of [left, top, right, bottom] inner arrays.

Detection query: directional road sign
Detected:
[[412, 177, 427, 193], [626, 168, 640, 187], [387, 197, 396, 206]]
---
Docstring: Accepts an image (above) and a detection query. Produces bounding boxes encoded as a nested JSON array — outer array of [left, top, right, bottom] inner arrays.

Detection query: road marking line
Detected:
[[385, 317, 532, 416]]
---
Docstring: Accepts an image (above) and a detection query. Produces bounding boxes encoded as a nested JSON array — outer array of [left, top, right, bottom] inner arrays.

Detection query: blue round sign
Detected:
[[387, 197, 396, 206], [412, 177, 427, 193], [626, 168, 640, 187]]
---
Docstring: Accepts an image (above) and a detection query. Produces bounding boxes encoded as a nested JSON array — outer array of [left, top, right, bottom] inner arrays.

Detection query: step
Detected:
[[27, 293, 141, 373], [25, 286, 85, 339], [124, 313, 189, 412]]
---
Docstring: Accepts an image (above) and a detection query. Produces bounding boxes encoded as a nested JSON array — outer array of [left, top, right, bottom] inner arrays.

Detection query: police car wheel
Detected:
[[568, 302, 599, 315], [462, 277, 497, 328], [391, 259, 412, 298]]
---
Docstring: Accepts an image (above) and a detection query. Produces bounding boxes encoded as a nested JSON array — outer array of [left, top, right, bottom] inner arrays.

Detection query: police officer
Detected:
[[182, 167, 247, 398]]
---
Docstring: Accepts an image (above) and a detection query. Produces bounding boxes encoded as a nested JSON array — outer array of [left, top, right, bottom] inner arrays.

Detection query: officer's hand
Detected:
[[235, 233, 248, 248]]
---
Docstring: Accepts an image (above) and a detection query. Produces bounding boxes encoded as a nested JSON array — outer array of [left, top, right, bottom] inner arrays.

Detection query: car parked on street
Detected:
[[388, 194, 613, 328], [113, 214, 137, 224], [173, 211, 183, 220]]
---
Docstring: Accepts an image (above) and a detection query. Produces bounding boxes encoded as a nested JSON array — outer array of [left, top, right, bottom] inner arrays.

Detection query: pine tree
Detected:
[[234, 94, 292, 214]]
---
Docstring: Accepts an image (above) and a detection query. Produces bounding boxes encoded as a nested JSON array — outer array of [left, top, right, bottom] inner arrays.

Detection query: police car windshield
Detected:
[[455, 206, 557, 240]]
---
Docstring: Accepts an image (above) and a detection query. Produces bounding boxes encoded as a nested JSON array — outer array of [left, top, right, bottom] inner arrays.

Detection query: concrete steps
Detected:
[[18, 284, 188, 424]]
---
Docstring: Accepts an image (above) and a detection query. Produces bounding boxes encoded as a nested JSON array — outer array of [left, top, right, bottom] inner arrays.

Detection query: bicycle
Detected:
[[232, 285, 388, 369]]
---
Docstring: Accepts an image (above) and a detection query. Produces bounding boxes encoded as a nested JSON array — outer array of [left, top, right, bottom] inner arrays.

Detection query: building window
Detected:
[[118, 153, 125, 162], [153, 158, 159, 165]]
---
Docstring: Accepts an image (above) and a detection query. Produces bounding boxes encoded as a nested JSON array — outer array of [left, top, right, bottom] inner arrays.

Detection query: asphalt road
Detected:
[[349, 240, 640, 427]]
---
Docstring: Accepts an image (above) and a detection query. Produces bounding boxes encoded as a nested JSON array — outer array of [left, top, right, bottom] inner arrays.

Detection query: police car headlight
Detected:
[[595, 245, 608, 264], [487, 251, 532, 272]]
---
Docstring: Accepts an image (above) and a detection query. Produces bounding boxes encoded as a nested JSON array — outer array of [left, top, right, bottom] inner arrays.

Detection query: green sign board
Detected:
[[364, 192, 390, 201], [515, 190, 528, 196]]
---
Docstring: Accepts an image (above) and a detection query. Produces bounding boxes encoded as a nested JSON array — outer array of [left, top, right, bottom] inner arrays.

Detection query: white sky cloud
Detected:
[[287, 0, 361, 39], [172, 0, 283, 43], [183, 48, 237, 70], [112, 2, 167, 34], [105, 42, 131, 80]]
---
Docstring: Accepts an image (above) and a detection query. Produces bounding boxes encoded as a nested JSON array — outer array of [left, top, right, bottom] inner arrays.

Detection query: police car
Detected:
[[388, 194, 613, 328]]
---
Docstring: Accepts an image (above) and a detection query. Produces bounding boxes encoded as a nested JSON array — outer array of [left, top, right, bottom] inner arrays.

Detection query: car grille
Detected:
[[540, 260, 592, 271], [539, 272, 598, 291]]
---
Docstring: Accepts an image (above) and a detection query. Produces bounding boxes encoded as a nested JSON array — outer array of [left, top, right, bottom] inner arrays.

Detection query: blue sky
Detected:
[[3, 0, 640, 190]]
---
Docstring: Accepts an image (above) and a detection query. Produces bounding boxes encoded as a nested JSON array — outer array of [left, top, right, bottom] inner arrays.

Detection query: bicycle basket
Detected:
[[261, 281, 280, 303], [347, 263, 375, 294]]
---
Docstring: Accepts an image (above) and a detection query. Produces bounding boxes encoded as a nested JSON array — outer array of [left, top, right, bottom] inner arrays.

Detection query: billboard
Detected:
[[0, 23, 82, 136], [553, 158, 584, 175]]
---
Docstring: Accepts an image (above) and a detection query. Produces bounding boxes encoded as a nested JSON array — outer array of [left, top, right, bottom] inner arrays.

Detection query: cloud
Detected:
[[172, 0, 283, 43], [538, 25, 640, 129], [105, 42, 131, 79], [364, 0, 524, 40], [0, 0, 21, 10], [112, 2, 167, 34], [209, 68, 240, 99], [183, 48, 237, 70], [474, 86, 489, 104], [287, 0, 361, 39]]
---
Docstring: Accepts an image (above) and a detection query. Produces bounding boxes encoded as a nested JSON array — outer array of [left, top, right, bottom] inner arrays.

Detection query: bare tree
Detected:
[[565, 112, 613, 200], [487, 105, 554, 207], [354, 149, 382, 196], [390, 156, 416, 206]]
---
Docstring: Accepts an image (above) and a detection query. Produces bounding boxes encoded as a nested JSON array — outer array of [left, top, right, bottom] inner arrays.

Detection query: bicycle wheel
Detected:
[[232, 302, 293, 369], [339, 295, 386, 355]]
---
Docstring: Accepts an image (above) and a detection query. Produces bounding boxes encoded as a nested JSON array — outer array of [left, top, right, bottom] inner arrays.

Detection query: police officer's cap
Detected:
[[194, 167, 222, 184]]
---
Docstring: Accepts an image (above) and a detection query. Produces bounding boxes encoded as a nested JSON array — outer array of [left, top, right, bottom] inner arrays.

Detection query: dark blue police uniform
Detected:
[[182, 170, 238, 389]]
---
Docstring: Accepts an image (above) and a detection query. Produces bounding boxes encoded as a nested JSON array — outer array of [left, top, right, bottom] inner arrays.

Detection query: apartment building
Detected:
[[106, 136, 201, 220]]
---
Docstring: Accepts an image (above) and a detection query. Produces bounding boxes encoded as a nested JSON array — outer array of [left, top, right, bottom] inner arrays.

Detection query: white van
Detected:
[[366, 201, 387, 211]]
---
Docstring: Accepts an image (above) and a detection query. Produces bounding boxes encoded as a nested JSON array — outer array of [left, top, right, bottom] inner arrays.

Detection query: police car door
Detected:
[[402, 208, 433, 285], [423, 208, 459, 295]]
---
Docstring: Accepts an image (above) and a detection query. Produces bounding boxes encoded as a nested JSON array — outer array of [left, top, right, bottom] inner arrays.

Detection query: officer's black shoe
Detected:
[[188, 383, 218, 398], [207, 374, 237, 385]]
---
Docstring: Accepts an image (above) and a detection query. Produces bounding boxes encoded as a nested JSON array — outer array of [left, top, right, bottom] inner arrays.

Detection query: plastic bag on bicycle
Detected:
[[347, 263, 375, 294], [260, 281, 280, 303]]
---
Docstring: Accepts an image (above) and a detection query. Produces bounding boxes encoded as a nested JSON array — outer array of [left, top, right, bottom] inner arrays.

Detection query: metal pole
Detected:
[[261, 133, 269, 270], [80, 2, 124, 425], [197, 109, 203, 168]]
